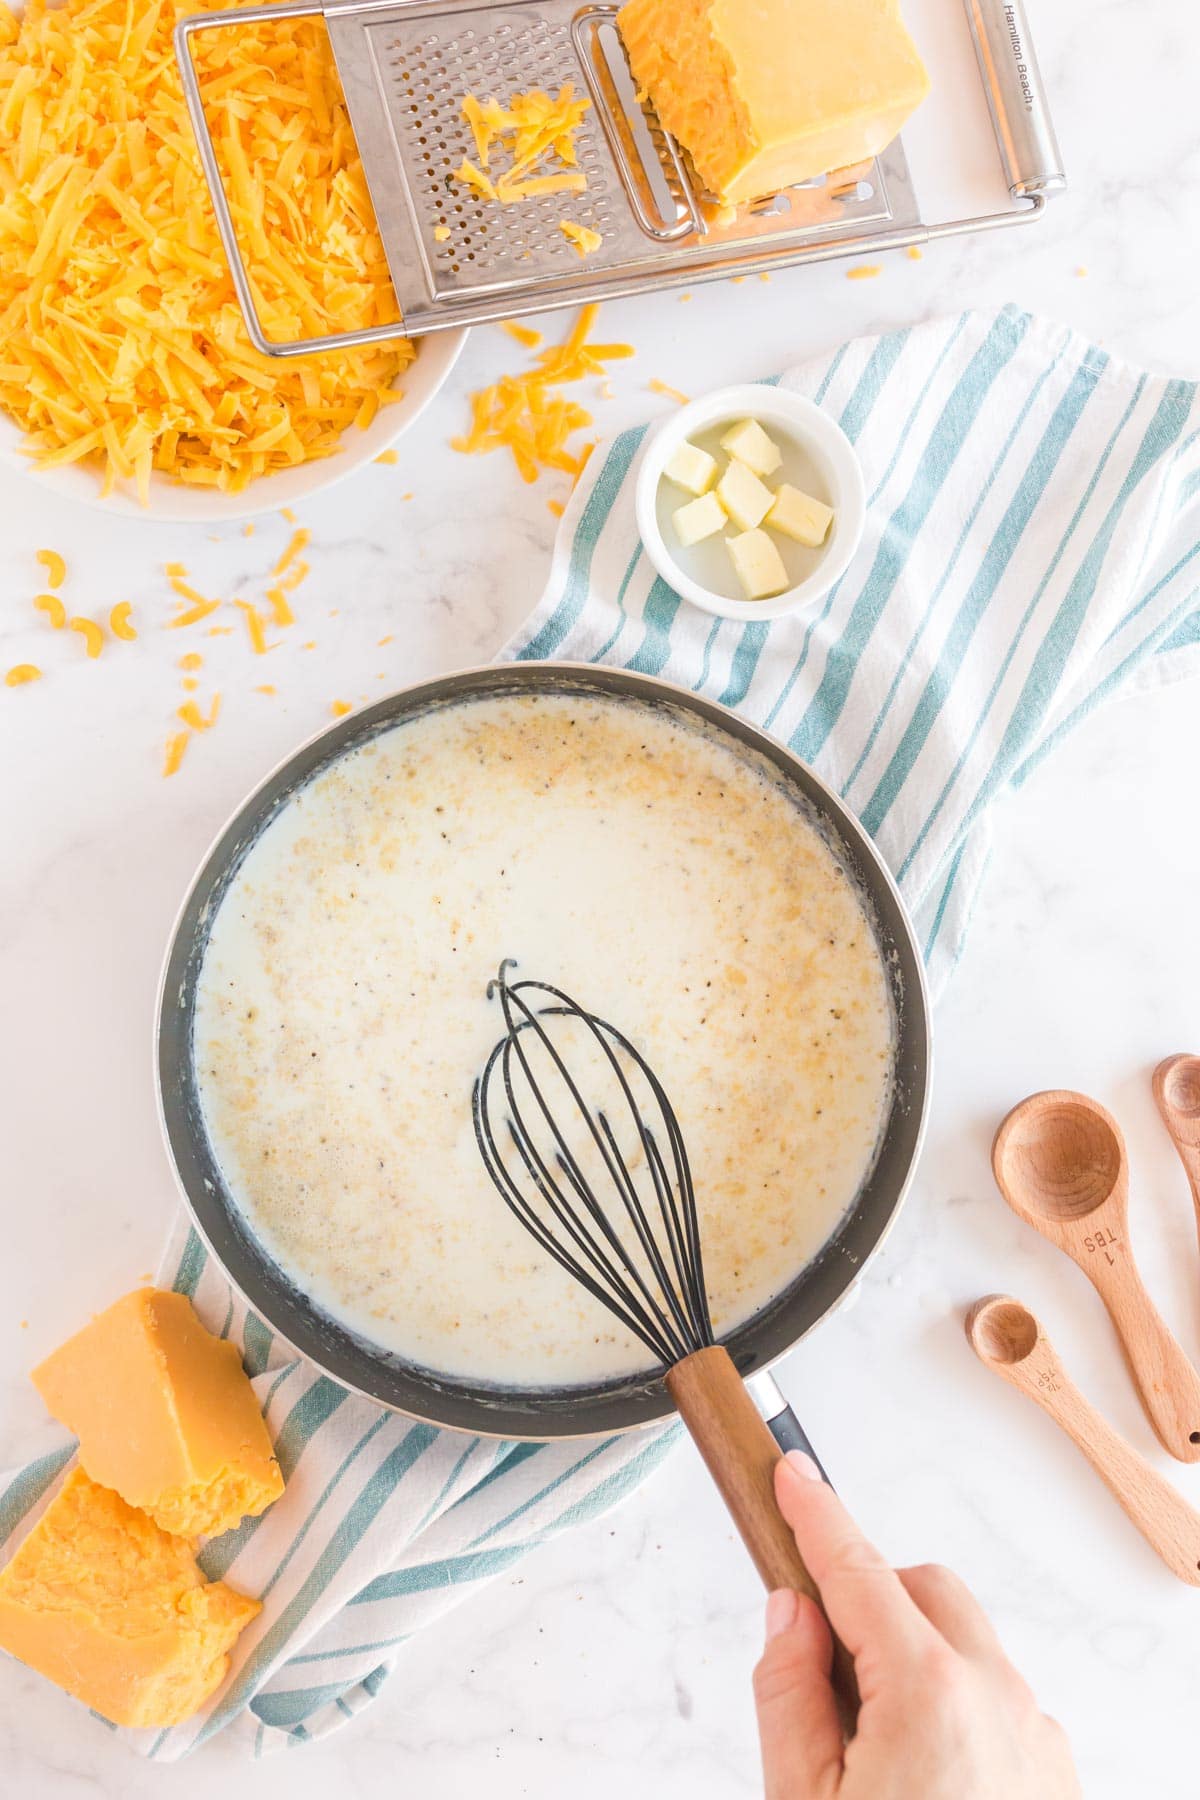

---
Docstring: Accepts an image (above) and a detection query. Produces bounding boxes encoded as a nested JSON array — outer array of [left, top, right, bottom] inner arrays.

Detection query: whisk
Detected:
[[473, 962, 858, 1730]]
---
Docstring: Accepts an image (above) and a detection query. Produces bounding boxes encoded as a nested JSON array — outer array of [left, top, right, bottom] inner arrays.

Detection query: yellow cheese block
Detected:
[[617, 0, 930, 204], [0, 1469, 260, 1728], [33, 1289, 284, 1539]]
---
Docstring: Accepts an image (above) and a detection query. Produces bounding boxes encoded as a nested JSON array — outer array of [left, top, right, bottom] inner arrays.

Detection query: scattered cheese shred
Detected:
[[169, 597, 221, 629], [178, 653, 203, 672], [275, 530, 311, 577], [280, 509, 297, 524], [378, 635, 394, 647], [500, 321, 543, 350], [33, 593, 66, 629], [374, 449, 399, 464], [6, 663, 42, 686], [109, 601, 137, 641], [178, 694, 221, 731], [455, 86, 591, 208], [255, 684, 276, 695], [169, 577, 210, 610], [234, 600, 269, 655], [266, 586, 295, 627], [907, 245, 923, 261], [331, 699, 352, 717], [280, 560, 310, 594], [0, 0, 415, 497], [547, 499, 564, 517], [35, 549, 66, 588], [649, 378, 690, 405], [559, 221, 603, 258], [68, 615, 103, 658], [163, 731, 190, 778], [452, 306, 630, 483], [165, 564, 188, 579], [433, 225, 451, 243], [243, 523, 256, 537], [182, 677, 199, 693], [847, 264, 882, 281]]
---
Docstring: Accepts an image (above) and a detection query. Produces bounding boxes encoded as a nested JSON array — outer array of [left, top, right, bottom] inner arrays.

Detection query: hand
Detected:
[[753, 1452, 1080, 1800]]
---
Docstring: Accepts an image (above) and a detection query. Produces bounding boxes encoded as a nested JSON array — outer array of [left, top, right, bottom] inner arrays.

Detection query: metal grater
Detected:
[[176, 0, 1065, 359]]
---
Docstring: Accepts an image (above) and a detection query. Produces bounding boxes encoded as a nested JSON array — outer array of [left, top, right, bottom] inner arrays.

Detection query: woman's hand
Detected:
[[753, 1452, 1080, 1800]]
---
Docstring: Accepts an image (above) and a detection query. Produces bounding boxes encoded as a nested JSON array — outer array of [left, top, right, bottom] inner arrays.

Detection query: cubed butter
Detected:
[[33, 1289, 283, 1539], [664, 439, 718, 496], [767, 483, 835, 547], [673, 491, 727, 547], [720, 418, 782, 479], [716, 458, 773, 531], [727, 528, 790, 600], [0, 1469, 260, 1728], [618, 0, 930, 204]]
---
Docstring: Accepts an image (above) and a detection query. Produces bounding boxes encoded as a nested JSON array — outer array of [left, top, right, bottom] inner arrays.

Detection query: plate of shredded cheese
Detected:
[[0, 0, 465, 520]]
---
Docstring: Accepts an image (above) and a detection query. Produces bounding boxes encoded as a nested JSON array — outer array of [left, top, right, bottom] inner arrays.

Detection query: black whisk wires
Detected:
[[472, 961, 715, 1369]]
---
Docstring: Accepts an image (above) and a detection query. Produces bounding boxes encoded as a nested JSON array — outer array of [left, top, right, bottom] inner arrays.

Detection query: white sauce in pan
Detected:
[[193, 692, 894, 1386]]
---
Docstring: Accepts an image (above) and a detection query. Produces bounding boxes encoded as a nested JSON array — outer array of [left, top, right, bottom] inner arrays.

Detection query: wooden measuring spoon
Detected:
[[993, 1090, 1200, 1463], [967, 1296, 1200, 1585], [1154, 1055, 1200, 1251]]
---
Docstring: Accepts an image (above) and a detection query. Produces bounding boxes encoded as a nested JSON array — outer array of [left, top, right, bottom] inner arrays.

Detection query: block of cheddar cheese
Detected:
[[0, 1468, 259, 1728], [32, 1288, 283, 1539], [618, 0, 930, 205]]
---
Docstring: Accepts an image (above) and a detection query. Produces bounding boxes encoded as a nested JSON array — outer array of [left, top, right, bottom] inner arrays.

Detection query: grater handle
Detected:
[[964, 0, 1066, 199], [174, 2, 413, 359]]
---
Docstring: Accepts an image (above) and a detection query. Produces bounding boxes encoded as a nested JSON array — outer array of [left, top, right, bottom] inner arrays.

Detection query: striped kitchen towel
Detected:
[[2, 304, 1199, 1759], [515, 303, 1200, 998]]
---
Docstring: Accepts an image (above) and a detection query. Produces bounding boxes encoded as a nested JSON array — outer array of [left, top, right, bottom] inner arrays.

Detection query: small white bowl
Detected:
[[0, 327, 467, 526], [635, 382, 866, 621]]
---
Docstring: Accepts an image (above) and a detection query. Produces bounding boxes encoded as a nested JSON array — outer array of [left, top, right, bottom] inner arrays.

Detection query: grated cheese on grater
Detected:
[[454, 86, 591, 206], [0, 0, 415, 499]]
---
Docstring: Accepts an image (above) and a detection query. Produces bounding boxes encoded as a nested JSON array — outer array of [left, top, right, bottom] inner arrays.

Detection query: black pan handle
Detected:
[[747, 1371, 833, 1485]]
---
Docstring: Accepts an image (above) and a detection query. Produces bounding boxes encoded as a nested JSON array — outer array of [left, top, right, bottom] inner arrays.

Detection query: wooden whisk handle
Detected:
[[666, 1345, 859, 1735]]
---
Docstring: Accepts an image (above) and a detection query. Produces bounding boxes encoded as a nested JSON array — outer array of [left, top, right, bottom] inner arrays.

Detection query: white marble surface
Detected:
[[3, 0, 1200, 1792]]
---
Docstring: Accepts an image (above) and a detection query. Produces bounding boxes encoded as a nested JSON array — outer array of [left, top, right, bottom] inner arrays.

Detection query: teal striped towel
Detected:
[[3, 304, 1199, 1759]]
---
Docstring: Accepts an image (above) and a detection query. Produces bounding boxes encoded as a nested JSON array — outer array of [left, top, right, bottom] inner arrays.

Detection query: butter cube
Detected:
[[720, 418, 782, 479], [33, 1288, 284, 1539], [716, 459, 773, 531], [0, 1469, 260, 1728], [767, 483, 835, 547], [673, 492, 727, 547], [664, 440, 718, 496], [619, 0, 930, 205], [727, 528, 790, 600]]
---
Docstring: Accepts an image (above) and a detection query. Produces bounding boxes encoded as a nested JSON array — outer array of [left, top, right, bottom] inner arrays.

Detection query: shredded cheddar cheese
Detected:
[[274, 530, 310, 577], [847, 264, 882, 280], [6, 663, 42, 686], [0, 0, 416, 498], [455, 87, 591, 207], [255, 684, 275, 694], [109, 601, 137, 640], [234, 599, 269, 655], [178, 653, 203, 671], [178, 694, 221, 731], [331, 699, 352, 717], [169, 597, 221, 628], [68, 615, 103, 657], [500, 321, 543, 350], [559, 221, 602, 258], [163, 730, 190, 777], [33, 592, 66, 629], [452, 305, 631, 484], [649, 378, 690, 405], [35, 549, 66, 588], [266, 586, 294, 627], [374, 449, 399, 465]]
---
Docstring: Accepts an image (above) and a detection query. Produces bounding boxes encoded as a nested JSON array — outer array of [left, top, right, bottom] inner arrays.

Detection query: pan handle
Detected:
[[748, 1371, 833, 1482]]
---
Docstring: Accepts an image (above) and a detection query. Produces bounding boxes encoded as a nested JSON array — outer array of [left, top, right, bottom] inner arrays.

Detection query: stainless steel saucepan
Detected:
[[156, 662, 932, 1449]]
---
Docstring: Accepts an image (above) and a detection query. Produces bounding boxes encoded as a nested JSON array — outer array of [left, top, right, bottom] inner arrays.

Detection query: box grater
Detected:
[[175, 0, 1065, 359]]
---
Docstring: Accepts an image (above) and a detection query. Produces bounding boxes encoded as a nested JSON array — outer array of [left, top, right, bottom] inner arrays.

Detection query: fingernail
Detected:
[[782, 1450, 822, 1481], [765, 1588, 799, 1641]]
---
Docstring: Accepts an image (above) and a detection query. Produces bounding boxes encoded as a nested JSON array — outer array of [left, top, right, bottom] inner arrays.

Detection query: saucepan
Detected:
[[156, 661, 932, 1452]]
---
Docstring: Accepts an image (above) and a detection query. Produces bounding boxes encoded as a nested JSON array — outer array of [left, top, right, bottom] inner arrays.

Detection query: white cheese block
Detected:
[[767, 483, 835, 548], [720, 418, 782, 479], [665, 440, 719, 496], [672, 491, 727, 547], [727, 528, 789, 600], [716, 459, 773, 531]]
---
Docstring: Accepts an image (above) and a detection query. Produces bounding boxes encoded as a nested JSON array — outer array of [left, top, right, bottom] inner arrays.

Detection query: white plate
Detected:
[[0, 327, 467, 525], [635, 383, 866, 622]]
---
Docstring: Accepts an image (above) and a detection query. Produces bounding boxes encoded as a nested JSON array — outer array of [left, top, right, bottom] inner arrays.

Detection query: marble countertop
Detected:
[[3, 0, 1200, 1793]]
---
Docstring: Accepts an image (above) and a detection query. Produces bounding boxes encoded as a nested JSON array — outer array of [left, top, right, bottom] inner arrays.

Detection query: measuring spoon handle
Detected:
[[1083, 1250, 1200, 1463], [1004, 1345, 1200, 1586]]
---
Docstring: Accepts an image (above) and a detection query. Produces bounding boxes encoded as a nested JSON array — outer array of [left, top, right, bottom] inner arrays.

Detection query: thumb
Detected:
[[753, 1590, 844, 1800]]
